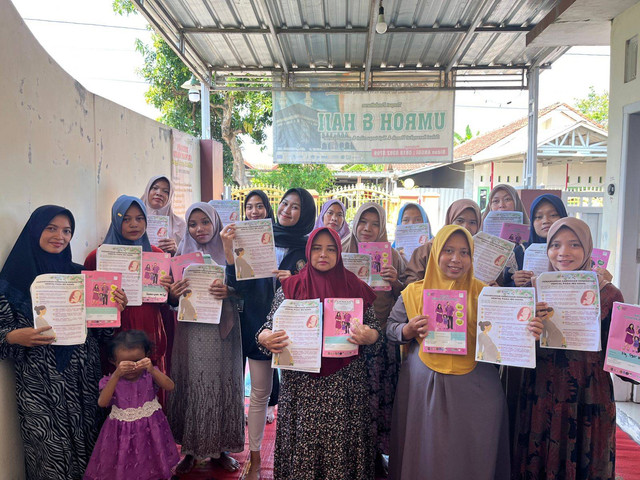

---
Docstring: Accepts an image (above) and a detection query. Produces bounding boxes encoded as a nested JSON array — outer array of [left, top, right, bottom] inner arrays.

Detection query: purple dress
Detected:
[[84, 369, 180, 480]]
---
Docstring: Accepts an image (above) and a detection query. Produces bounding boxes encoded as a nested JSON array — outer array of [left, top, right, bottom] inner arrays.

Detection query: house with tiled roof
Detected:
[[397, 103, 607, 210]]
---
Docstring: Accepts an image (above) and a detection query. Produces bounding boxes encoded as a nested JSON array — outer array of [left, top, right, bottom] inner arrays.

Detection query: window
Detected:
[[480, 175, 484, 182], [588, 176, 592, 184], [577, 176, 581, 183], [507, 176, 510, 182], [498, 176, 501, 182], [625, 35, 638, 83], [516, 176, 519, 182], [599, 176, 603, 183]]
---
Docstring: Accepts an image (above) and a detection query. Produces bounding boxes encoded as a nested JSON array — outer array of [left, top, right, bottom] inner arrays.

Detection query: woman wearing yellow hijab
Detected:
[[387, 225, 519, 480]]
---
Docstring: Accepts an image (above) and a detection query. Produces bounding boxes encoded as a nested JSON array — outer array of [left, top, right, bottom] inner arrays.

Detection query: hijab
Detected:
[[244, 190, 275, 223], [141, 175, 186, 244], [342, 202, 406, 324], [546, 217, 593, 273], [481, 184, 530, 225], [404, 199, 482, 284], [342, 202, 389, 252], [528, 194, 569, 244], [392, 203, 432, 250], [315, 199, 350, 240], [281, 227, 377, 376], [401, 225, 485, 374], [176, 202, 226, 265], [103, 195, 153, 252], [273, 188, 316, 274], [0, 205, 83, 371]]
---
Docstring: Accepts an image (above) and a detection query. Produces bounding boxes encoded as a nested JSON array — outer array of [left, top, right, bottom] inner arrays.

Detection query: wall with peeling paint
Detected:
[[0, 0, 199, 476]]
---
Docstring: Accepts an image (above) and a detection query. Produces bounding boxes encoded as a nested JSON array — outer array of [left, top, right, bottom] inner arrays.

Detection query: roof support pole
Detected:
[[363, 0, 378, 91], [524, 66, 539, 189], [201, 82, 211, 139]]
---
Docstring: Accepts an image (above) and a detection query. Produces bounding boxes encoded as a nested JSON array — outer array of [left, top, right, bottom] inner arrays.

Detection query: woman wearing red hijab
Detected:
[[258, 227, 381, 480]]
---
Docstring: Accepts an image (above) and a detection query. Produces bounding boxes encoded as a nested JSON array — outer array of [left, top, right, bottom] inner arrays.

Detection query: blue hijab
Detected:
[[102, 195, 152, 252], [528, 194, 568, 244], [393, 202, 432, 248]]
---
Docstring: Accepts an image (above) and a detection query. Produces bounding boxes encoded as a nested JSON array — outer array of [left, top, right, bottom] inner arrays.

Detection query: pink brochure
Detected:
[[322, 298, 363, 358], [358, 242, 392, 291], [499, 223, 530, 245], [82, 271, 121, 328], [422, 289, 467, 355], [170, 252, 204, 282], [591, 248, 610, 270], [604, 302, 640, 382], [142, 252, 171, 303]]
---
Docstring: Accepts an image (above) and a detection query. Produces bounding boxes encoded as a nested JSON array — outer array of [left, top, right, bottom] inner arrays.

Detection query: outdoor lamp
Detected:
[[181, 75, 201, 103], [376, 2, 387, 34]]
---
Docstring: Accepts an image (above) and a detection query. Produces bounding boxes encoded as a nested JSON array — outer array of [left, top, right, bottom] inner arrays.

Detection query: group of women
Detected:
[[0, 177, 628, 480]]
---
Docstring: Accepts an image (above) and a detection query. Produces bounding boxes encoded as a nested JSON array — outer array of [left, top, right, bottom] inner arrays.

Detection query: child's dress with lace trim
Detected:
[[84, 368, 180, 480]]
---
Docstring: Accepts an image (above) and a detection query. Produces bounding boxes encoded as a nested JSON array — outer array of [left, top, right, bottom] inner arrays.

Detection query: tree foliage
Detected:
[[340, 164, 385, 172], [454, 124, 479, 146], [574, 86, 609, 128], [113, 1, 272, 185], [252, 164, 334, 192]]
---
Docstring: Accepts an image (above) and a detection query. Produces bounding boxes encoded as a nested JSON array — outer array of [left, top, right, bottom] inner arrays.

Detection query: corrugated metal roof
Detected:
[[133, 0, 568, 90]]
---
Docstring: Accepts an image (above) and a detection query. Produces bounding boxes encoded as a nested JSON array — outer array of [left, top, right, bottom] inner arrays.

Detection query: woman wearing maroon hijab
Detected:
[[258, 227, 381, 480]]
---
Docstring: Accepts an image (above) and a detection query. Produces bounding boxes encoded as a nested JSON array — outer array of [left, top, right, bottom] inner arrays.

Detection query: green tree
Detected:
[[454, 124, 479, 146], [114, 1, 272, 185], [252, 164, 334, 192], [574, 86, 609, 128]]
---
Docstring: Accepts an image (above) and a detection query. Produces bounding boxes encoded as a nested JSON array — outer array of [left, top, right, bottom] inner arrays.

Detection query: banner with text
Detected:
[[273, 90, 454, 164], [171, 129, 200, 216]]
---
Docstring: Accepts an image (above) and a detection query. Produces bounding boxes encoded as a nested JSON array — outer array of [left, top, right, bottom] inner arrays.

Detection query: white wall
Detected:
[[606, 2, 640, 301], [0, 0, 200, 476]]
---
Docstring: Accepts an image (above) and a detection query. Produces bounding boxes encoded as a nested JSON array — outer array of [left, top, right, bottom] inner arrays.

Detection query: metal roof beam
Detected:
[[445, 0, 496, 74], [363, 0, 378, 91], [254, 0, 289, 77], [180, 25, 533, 35]]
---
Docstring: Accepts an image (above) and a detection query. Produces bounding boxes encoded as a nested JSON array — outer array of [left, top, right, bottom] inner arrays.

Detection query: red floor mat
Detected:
[[616, 426, 640, 480]]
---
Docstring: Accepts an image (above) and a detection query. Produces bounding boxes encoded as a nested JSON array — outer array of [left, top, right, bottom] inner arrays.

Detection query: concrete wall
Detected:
[[0, 0, 200, 476], [606, 1, 640, 302]]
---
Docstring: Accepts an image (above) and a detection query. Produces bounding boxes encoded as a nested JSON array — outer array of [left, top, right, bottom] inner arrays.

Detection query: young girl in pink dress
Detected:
[[84, 330, 180, 480]]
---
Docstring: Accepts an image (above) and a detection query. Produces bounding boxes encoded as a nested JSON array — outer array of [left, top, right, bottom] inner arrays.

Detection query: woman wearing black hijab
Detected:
[[0, 206, 126, 480], [221, 188, 315, 479], [272, 188, 317, 278]]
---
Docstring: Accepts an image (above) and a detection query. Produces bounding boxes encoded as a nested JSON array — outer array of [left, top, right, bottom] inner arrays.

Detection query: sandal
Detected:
[[211, 452, 240, 472]]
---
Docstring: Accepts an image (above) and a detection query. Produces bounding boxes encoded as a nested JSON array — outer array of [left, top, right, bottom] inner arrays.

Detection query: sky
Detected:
[[11, 0, 611, 166]]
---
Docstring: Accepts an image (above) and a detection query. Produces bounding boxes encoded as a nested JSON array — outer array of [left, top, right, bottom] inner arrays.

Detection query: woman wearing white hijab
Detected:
[[141, 175, 187, 255]]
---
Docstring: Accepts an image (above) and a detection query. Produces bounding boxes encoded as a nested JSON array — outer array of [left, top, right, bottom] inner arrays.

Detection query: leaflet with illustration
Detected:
[[271, 299, 323, 373], [170, 252, 204, 282], [499, 223, 530, 245], [209, 200, 241, 226], [604, 302, 640, 382], [142, 252, 171, 303], [146, 215, 170, 247], [483, 211, 524, 237], [472, 232, 515, 283], [536, 270, 601, 351], [476, 287, 536, 368], [358, 242, 392, 291], [97, 244, 143, 306], [591, 248, 611, 270], [30, 274, 87, 345], [322, 298, 363, 358], [177, 264, 225, 324], [83, 271, 121, 328], [232, 219, 278, 280], [422, 289, 467, 355], [394, 223, 430, 262], [342, 253, 372, 284], [523, 243, 549, 276]]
